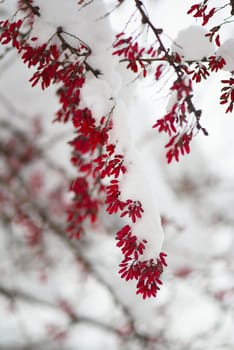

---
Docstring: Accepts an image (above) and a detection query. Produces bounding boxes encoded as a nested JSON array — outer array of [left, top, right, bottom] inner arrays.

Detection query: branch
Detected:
[[0, 118, 68, 176], [20, 0, 40, 16], [0, 284, 120, 336], [230, 0, 234, 15], [0, 167, 163, 344], [134, 0, 208, 136], [56, 27, 102, 77], [120, 56, 211, 65]]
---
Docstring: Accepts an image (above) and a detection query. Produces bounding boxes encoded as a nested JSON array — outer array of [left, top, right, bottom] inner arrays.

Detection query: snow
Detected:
[[169, 289, 219, 341], [0, 0, 234, 349], [172, 25, 215, 60], [216, 38, 234, 71], [80, 78, 113, 122], [119, 156, 164, 258]]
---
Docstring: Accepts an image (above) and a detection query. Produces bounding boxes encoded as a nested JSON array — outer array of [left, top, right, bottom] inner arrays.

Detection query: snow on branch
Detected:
[[0, 0, 233, 300]]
